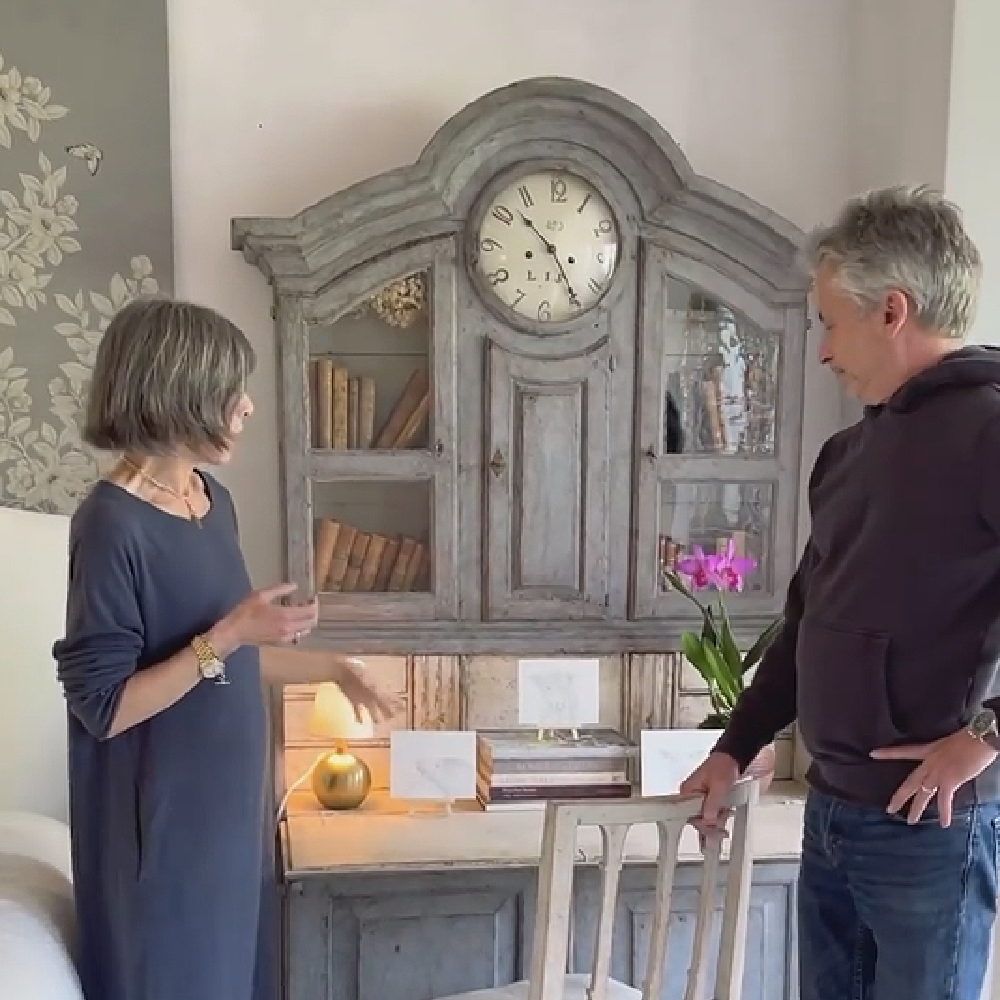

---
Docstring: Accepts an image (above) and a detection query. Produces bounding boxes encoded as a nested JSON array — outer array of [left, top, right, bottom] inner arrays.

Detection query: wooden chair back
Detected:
[[527, 779, 759, 1000]]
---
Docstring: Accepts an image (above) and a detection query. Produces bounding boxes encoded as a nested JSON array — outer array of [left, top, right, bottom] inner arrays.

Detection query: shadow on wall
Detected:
[[0, 505, 69, 821]]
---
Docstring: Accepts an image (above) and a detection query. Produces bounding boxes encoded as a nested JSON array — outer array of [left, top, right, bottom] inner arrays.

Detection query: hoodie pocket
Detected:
[[796, 617, 900, 761]]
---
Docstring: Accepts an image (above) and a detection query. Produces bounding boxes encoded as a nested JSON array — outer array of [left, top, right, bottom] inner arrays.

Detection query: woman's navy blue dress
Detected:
[[52, 473, 276, 1000]]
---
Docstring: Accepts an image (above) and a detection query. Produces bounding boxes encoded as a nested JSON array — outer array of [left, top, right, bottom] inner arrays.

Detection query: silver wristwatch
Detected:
[[966, 708, 999, 742]]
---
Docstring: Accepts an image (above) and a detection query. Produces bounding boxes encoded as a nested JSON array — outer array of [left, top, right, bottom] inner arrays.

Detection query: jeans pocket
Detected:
[[797, 616, 899, 761]]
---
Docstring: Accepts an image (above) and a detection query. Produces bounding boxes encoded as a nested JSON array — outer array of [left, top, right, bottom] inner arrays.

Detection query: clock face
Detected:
[[473, 170, 620, 325]]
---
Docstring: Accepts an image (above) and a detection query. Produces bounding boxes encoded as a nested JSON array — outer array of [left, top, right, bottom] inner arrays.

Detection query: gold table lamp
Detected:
[[309, 681, 374, 810]]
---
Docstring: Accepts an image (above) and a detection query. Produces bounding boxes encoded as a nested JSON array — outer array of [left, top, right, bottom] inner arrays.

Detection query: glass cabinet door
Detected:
[[633, 248, 803, 620], [283, 241, 459, 622]]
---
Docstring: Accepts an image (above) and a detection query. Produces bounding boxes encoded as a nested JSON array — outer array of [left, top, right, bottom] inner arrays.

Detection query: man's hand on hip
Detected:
[[871, 729, 998, 827]]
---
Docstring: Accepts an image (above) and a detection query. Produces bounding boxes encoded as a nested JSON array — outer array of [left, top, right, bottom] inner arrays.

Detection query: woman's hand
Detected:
[[211, 583, 319, 654], [332, 658, 400, 724]]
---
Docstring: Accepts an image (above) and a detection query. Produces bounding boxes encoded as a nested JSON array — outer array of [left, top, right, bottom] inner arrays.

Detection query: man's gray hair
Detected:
[[805, 185, 982, 340], [83, 297, 256, 456]]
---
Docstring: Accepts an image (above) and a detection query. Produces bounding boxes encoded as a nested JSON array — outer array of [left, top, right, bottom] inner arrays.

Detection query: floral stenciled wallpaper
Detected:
[[0, 1, 173, 514]]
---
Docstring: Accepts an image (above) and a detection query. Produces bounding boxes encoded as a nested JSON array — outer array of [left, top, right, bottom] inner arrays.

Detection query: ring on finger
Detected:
[[919, 784, 937, 794]]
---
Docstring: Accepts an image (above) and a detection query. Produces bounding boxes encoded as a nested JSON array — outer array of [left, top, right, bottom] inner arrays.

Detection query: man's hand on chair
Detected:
[[679, 752, 741, 841]]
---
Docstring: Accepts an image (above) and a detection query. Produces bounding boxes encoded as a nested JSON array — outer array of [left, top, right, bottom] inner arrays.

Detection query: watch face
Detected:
[[972, 709, 998, 737], [202, 657, 224, 679], [474, 170, 620, 325]]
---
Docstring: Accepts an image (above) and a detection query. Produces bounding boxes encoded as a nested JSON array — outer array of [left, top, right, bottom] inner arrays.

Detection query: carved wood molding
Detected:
[[410, 655, 464, 729], [623, 653, 675, 743], [232, 77, 808, 302]]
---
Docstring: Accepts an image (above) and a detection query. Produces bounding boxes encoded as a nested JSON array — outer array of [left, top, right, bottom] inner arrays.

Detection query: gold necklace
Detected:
[[121, 457, 203, 527]]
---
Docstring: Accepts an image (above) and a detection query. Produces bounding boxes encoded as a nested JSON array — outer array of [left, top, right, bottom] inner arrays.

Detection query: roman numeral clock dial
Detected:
[[474, 171, 620, 325]]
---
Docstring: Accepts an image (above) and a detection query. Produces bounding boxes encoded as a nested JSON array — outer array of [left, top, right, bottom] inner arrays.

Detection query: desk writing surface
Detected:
[[282, 782, 806, 876]]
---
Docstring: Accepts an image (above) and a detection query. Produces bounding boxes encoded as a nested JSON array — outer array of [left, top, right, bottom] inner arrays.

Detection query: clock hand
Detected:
[[518, 213, 581, 307], [548, 249, 581, 308]]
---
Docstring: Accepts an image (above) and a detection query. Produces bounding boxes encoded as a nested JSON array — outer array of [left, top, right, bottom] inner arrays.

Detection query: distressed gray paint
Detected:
[[283, 862, 799, 1000], [232, 76, 808, 655]]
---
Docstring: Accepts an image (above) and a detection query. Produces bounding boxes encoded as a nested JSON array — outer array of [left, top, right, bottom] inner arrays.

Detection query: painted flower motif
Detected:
[[5, 433, 94, 512], [0, 60, 25, 140], [0, 55, 67, 148], [7, 256, 48, 309], [4, 152, 81, 265], [0, 49, 154, 515]]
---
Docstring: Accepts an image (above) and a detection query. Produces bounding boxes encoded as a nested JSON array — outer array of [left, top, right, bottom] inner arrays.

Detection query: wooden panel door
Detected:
[[484, 340, 613, 621], [286, 875, 527, 1000]]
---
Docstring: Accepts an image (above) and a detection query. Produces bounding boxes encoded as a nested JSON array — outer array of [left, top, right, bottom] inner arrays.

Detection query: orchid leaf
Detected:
[[701, 641, 741, 708], [707, 681, 728, 718], [717, 605, 743, 678], [741, 616, 784, 675], [682, 631, 732, 704], [681, 631, 710, 675], [701, 610, 720, 648]]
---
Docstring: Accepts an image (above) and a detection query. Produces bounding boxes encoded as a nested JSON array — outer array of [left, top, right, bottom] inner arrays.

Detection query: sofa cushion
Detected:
[[0, 812, 83, 999]]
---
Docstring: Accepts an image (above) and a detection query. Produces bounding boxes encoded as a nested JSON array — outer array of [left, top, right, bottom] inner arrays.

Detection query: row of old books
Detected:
[[314, 518, 429, 593], [310, 360, 430, 451], [476, 727, 637, 812]]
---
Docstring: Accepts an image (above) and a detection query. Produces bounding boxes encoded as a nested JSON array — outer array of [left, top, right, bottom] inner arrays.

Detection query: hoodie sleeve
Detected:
[[713, 540, 816, 769], [711, 432, 843, 770], [979, 413, 1000, 540]]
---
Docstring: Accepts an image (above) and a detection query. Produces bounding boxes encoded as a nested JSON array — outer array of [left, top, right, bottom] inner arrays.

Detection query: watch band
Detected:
[[191, 633, 227, 684]]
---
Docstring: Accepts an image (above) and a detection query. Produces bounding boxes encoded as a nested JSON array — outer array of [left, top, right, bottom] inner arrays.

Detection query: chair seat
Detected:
[[438, 972, 641, 1000]]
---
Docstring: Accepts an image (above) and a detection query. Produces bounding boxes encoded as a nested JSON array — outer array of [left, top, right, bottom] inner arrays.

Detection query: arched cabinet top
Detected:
[[232, 76, 809, 303]]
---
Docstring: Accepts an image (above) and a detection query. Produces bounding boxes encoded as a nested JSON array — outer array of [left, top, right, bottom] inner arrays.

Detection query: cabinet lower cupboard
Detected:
[[283, 861, 799, 1000]]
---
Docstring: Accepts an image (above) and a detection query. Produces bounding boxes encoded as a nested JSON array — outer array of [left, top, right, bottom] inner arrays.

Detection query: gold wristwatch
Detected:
[[191, 633, 228, 684]]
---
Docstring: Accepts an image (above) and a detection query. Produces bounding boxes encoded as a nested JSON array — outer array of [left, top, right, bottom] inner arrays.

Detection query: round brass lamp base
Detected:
[[311, 752, 371, 810]]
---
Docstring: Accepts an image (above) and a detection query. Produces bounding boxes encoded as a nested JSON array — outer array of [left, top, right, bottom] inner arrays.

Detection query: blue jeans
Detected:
[[799, 789, 1000, 1000]]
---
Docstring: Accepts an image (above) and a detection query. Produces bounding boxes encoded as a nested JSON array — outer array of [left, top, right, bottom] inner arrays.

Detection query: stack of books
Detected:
[[476, 727, 637, 812]]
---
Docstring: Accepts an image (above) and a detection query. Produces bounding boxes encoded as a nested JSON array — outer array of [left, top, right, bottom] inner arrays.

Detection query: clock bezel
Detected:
[[465, 159, 629, 335]]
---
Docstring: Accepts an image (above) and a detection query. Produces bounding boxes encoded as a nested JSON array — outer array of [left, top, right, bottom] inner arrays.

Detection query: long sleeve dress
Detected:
[[52, 473, 276, 1000]]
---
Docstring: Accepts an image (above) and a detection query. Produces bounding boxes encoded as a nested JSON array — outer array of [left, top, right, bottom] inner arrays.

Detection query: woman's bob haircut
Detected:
[[83, 297, 256, 456]]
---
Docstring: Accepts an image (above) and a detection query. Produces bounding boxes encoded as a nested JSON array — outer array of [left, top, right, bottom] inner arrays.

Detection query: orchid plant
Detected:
[[663, 540, 783, 729]]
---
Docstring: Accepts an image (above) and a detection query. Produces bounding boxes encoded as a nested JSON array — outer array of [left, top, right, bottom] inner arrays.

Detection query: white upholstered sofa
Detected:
[[0, 810, 84, 999]]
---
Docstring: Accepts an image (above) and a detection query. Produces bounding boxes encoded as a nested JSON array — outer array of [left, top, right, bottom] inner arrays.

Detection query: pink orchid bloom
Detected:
[[675, 546, 721, 590], [676, 540, 757, 593], [715, 539, 757, 593]]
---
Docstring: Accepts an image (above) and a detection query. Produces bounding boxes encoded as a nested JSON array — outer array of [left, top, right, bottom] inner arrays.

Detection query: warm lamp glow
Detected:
[[308, 681, 374, 810], [309, 681, 375, 743]]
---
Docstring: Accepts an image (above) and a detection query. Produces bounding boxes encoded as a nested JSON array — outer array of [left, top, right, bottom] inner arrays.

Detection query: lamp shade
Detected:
[[309, 681, 374, 741]]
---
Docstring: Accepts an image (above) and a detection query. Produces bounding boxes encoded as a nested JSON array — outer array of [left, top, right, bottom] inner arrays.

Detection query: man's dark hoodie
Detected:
[[717, 346, 1000, 807]]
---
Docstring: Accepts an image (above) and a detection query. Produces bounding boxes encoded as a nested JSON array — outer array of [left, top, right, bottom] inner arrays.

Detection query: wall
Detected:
[[946, 0, 1000, 348], [837, 0, 956, 428], [0, 0, 861, 820], [0, 507, 70, 819], [167, 0, 855, 586], [850, 0, 955, 195]]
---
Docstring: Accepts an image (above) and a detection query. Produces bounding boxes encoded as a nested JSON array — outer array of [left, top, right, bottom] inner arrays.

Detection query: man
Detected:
[[681, 185, 1000, 1000]]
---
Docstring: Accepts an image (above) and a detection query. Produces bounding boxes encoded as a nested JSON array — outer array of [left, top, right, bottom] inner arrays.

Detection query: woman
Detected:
[[52, 297, 393, 1000]]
